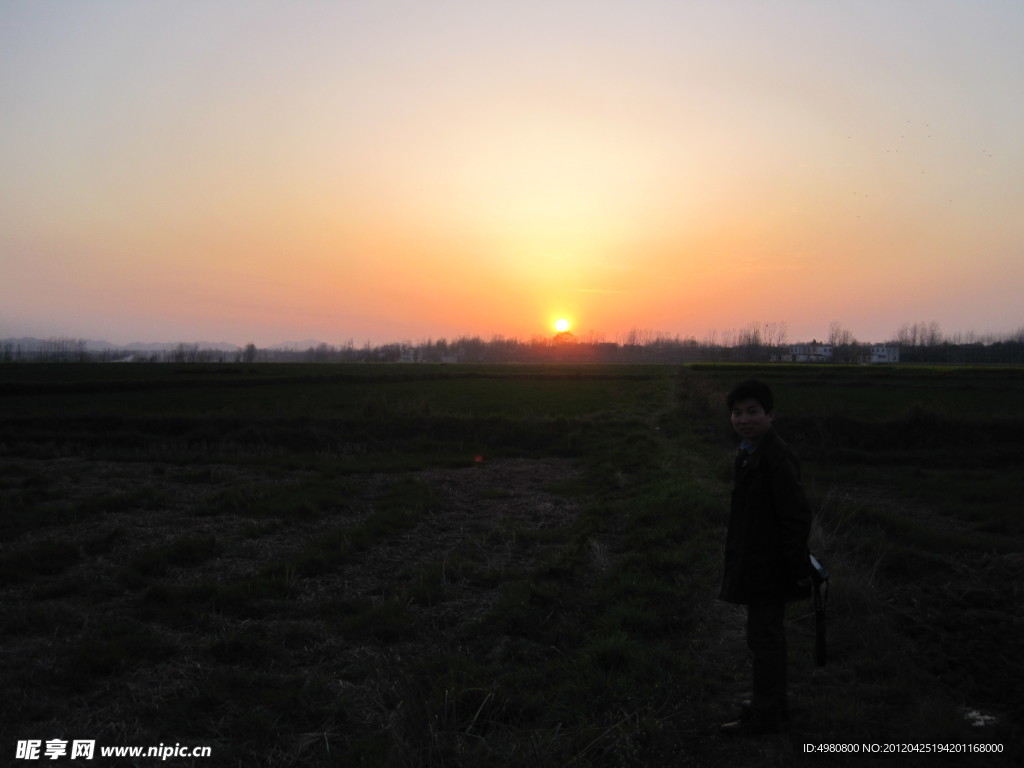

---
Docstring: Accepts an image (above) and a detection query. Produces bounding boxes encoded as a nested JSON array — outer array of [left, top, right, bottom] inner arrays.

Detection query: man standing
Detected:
[[719, 380, 812, 735]]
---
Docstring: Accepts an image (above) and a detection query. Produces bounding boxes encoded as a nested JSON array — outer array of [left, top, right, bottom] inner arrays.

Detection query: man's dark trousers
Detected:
[[747, 598, 786, 714]]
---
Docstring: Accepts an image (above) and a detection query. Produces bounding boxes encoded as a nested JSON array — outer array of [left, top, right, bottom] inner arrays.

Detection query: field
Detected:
[[2, 363, 1022, 766]]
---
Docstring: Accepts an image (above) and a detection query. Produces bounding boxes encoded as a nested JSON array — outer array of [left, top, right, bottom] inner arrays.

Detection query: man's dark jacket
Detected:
[[719, 428, 812, 604]]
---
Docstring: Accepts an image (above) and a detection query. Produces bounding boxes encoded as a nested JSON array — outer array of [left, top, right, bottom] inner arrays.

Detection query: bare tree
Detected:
[[737, 322, 763, 349], [828, 320, 856, 347], [168, 343, 201, 363], [763, 321, 788, 348], [894, 321, 944, 347]]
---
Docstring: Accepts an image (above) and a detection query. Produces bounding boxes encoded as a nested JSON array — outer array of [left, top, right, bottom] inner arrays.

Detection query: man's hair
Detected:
[[726, 379, 774, 414]]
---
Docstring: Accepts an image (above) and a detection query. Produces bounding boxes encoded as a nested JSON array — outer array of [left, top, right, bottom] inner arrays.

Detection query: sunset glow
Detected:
[[554, 319, 571, 334], [3, 1, 1024, 346]]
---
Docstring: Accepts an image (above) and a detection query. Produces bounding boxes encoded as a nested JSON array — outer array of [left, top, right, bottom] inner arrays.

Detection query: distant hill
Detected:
[[1, 337, 243, 353], [118, 340, 243, 353]]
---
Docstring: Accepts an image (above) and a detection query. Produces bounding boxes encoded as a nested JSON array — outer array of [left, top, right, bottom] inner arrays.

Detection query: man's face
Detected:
[[730, 398, 773, 442]]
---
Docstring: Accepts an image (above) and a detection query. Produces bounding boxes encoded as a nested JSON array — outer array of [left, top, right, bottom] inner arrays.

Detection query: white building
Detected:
[[788, 341, 834, 363], [870, 345, 900, 364]]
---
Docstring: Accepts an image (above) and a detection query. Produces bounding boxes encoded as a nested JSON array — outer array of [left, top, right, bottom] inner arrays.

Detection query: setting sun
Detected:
[[554, 318, 571, 333]]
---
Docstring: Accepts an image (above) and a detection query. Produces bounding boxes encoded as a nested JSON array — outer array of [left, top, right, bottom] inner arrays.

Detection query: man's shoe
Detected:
[[739, 699, 789, 722], [720, 708, 785, 736]]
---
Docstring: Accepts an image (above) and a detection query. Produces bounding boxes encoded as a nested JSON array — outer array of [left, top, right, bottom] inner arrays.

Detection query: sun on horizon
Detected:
[[554, 318, 571, 333]]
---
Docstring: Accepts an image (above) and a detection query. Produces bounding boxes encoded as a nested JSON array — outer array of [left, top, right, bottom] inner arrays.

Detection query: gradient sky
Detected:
[[2, 1, 1023, 346]]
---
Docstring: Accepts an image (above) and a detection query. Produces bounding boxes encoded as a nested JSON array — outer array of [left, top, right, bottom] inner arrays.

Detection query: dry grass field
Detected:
[[2, 363, 1021, 766]]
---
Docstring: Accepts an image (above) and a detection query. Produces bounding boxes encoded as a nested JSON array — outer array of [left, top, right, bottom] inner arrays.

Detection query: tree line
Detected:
[[5, 321, 1024, 365]]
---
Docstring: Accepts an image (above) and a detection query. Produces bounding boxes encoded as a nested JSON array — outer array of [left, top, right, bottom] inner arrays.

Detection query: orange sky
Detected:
[[2, 1, 1023, 346]]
